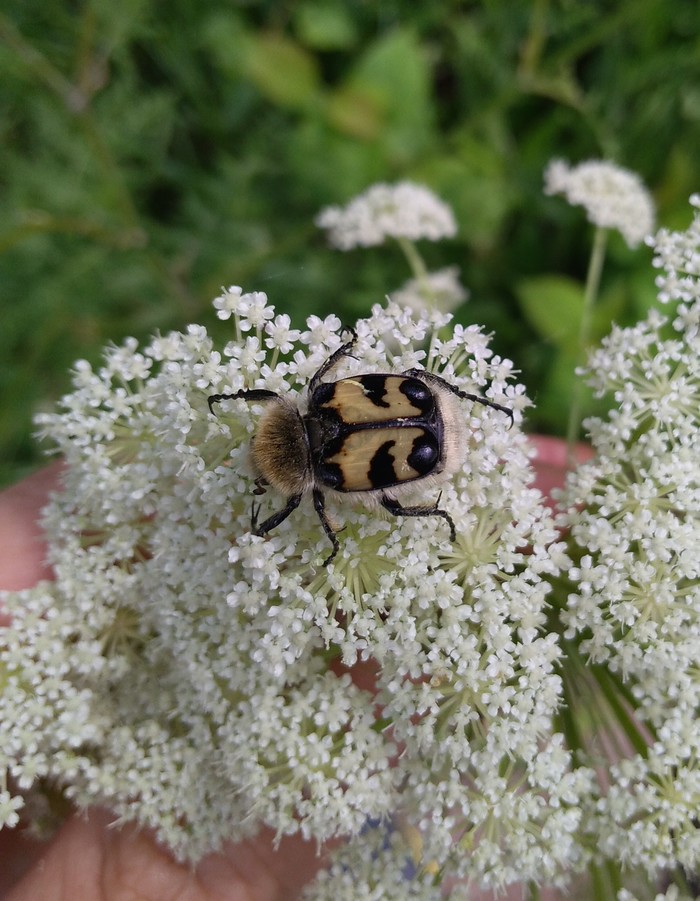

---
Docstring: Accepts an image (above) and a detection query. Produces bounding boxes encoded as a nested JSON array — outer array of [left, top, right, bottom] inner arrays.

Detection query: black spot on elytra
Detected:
[[408, 433, 439, 475], [368, 439, 397, 488], [361, 374, 390, 407], [400, 378, 433, 413]]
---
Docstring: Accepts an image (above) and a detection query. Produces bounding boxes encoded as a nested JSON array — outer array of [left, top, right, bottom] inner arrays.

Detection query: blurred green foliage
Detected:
[[1, 0, 699, 485]]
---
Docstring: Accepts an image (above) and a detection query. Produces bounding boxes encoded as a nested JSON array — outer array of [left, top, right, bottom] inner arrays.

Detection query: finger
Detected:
[[0, 461, 63, 598], [6, 808, 332, 901]]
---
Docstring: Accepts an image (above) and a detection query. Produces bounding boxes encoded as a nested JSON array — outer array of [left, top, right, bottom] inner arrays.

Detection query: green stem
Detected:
[[518, 0, 550, 76], [589, 860, 622, 901], [396, 237, 429, 281], [0, 13, 76, 105], [560, 638, 653, 762], [566, 226, 608, 467]]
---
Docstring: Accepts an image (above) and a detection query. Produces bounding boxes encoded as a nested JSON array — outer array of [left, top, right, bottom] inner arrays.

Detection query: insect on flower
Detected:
[[208, 330, 512, 564]]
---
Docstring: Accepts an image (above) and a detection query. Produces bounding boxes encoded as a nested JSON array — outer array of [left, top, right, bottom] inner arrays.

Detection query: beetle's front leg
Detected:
[[251, 493, 303, 536], [312, 488, 340, 565]]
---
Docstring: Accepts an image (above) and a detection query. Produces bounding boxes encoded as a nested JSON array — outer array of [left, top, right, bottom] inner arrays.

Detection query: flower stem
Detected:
[[396, 237, 428, 281], [566, 226, 608, 467]]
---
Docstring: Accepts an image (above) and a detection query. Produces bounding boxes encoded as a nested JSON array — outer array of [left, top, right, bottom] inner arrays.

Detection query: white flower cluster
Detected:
[[316, 181, 457, 249], [544, 158, 655, 248], [0, 289, 586, 895], [390, 265, 468, 315], [651, 193, 700, 337], [559, 204, 700, 879]]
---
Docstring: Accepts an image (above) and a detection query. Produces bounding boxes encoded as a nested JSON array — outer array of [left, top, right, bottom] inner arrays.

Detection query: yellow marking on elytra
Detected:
[[321, 376, 426, 424], [325, 427, 426, 490]]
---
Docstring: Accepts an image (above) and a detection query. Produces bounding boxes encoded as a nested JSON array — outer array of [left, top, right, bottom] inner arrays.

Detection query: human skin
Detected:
[[0, 439, 586, 900]]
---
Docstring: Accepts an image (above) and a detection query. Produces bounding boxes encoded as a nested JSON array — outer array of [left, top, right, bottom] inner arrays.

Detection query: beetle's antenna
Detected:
[[208, 389, 280, 416], [402, 368, 514, 428]]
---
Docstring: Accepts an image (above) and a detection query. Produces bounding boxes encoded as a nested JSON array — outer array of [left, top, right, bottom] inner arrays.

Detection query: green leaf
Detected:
[[205, 17, 321, 111], [340, 27, 433, 160], [293, 1, 358, 50], [238, 31, 321, 110], [625, 269, 662, 323], [515, 275, 585, 349], [325, 84, 385, 140]]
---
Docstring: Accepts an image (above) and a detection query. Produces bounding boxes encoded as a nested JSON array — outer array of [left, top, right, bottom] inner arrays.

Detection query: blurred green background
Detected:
[[1, 0, 699, 486]]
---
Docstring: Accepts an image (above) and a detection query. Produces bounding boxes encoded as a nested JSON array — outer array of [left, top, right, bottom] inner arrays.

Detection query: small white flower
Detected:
[[264, 313, 301, 354], [544, 158, 655, 248], [618, 889, 694, 901], [651, 198, 700, 338], [0, 789, 24, 829], [212, 284, 244, 320], [242, 295, 275, 333], [300, 314, 343, 353], [316, 181, 457, 249], [229, 335, 266, 373]]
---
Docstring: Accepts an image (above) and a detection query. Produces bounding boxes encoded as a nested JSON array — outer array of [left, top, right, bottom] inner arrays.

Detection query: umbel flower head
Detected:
[[544, 158, 655, 248], [559, 201, 700, 882], [0, 292, 587, 895], [316, 181, 457, 249]]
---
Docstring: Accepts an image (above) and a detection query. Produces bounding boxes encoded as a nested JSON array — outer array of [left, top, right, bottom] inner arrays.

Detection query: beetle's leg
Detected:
[[402, 369, 513, 427], [250, 493, 303, 536], [380, 492, 456, 542], [312, 488, 340, 565], [307, 328, 359, 395], [208, 388, 280, 416]]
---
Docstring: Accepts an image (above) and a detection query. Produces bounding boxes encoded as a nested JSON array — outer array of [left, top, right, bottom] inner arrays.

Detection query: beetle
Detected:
[[208, 330, 512, 564]]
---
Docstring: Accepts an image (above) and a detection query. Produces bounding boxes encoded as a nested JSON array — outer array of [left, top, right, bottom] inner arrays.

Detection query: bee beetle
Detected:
[[208, 330, 512, 565]]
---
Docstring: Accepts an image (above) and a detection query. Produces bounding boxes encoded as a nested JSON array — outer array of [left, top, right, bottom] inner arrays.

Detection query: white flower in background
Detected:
[[0, 289, 586, 894], [316, 181, 457, 249], [651, 193, 700, 337], [544, 158, 655, 248], [559, 203, 700, 880], [390, 265, 468, 315]]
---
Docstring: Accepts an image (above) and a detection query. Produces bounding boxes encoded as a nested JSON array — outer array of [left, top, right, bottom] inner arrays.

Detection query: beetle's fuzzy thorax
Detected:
[[250, 400, 311, 496], [427, 379, 469, 479]]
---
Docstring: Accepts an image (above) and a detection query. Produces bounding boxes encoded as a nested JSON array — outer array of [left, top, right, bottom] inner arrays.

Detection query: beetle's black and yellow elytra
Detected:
[[208, 331, 512, 565], [309, 375, 443, 492]]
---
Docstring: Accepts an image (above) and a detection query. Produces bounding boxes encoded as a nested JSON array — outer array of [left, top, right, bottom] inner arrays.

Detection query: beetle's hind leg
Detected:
[[380, 492, 456, 542]]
